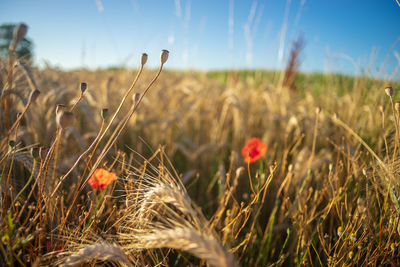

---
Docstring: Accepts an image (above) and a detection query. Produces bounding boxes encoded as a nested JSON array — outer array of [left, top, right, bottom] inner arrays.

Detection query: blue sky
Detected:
[[0, 0, 399, 78]]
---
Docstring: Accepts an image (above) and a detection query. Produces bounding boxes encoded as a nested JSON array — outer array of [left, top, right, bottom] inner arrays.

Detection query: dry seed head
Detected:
[[10, 23, 28, 50], [362, 168, 367, 177], [30, 146, 40, 159], [13, 24, 28, 43], [379, 105, 384, 113], [329, 163, 333, 172], [56, 110, 75, 129], [56, 104, 67, 115], [385, 86, 393, 97], [288, 164, 293, 172], [8, 140, 15, 148], [101, 108, 108, 120], [356, 198, 366, 213], [133, 92, 140, 105], [80, 82, 87, 93], [141, 53, 148, 66], [28, 90, 40, 104], [315, 106, 321, 114], [396, 102, 400, 112], [160, 49, 169, 64]]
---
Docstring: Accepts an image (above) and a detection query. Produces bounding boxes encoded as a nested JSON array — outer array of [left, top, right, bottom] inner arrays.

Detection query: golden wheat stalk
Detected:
[[136, 182, 194, 218], [61, 242, 132, 267], [122, 226, 239, 267]]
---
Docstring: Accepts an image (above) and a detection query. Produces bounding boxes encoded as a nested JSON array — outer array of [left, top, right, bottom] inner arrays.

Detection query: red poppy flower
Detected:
[[241, 137, 267, 164], [88, 168, 117, 190]]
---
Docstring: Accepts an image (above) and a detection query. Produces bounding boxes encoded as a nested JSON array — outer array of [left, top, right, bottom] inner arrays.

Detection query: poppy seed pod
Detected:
[[80, 82, 87, 93], [396, 102, 400, 112], [141, 53, 148, 66], [30, 146, 40, 159], [28, 90, 40, 104], [160, 50, 169, 64], [56, 110, 75, 129], [133, 93, 140, 106], [8, 140, 15, 148], [101, 108, 109, 120], [385, 86, 393, 97], [10, 23, 28, 50], [55, 104, 67, 115], [379, 105, 384, 113]]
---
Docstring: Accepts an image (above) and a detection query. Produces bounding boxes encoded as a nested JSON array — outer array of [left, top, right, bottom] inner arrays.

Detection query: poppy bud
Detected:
[[9, 140, 15, 148], [385, 86, 393, 97], [28, 90, 40, 104], [55, 104, 67, 115], [56, 110, 75, 129], [29, 90, 40, 103], [30, 146, 40, 159], [10, 23, 28, 50], [101, 108, 108, 120], [13, 24, 28, 43], [160, 49, 169, 64], [141, 53, 148, 66], [288, 164, 293, 172], [80, 82, 87, 93], [133, 93, 140, 106]]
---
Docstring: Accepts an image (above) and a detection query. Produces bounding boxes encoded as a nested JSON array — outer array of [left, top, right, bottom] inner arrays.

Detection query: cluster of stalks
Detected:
[[1, 23, 400, 266]]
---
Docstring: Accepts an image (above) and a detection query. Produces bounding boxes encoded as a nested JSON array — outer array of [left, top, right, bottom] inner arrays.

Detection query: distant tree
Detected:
[[0, 23, 33, 62]]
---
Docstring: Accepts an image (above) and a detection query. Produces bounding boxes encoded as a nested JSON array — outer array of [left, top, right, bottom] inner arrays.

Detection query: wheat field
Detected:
[[1, 24, 400, 266]]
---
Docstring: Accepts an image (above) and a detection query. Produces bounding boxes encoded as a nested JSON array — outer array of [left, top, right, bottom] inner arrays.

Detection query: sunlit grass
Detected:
[[1, 25, 400, 266]]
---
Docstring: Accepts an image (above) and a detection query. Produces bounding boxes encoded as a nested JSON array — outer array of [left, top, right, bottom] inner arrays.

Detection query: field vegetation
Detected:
[[1, 24, 400, 266]]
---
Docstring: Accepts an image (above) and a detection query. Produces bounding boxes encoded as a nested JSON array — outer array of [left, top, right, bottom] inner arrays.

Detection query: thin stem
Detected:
[[308, 110, 320, 170], [87, 190, 105, 227], [15, 160, 44, 222], [247, 161, 255, 195], [390, 96, 399, 160], [81, 64, 164, 190], [69, 92, 83, 112], [10, 159, 37, 210], [0, 99, 32, 153], [3, 47, 14, 129], [60, 119, 105, 229], [30, 63, 160, 225], [92, 65, 144, 152]]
